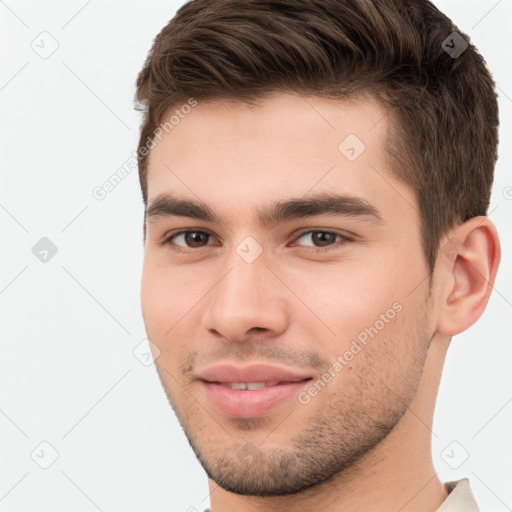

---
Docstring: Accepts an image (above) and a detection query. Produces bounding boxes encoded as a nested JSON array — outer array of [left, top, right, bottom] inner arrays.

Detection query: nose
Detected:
[[201, 247, 289, 343]]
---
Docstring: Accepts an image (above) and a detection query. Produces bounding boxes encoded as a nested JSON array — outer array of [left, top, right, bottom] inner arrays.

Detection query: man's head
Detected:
[[135, 0, 500, 500]]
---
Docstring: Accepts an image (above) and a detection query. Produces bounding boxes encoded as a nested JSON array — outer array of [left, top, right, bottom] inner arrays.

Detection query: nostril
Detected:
[[248, 327, 267, 335]]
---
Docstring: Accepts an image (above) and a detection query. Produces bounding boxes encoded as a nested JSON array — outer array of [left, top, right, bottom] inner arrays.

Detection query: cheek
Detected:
[[141, 263, 206, 377], [289, 264, 402, 331], [140, 264, 162, 334], [285, 255, 425, 370], [141, 261, 195, 334]]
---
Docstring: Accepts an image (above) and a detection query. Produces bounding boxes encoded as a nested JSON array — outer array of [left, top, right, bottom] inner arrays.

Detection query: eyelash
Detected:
[[161, 229, 353, 255]]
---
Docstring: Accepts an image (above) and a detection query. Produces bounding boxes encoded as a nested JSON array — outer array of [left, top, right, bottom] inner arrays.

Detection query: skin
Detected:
[[140, 92, 500, 512]]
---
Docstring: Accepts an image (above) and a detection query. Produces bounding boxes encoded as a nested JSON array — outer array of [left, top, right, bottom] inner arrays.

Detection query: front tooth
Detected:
[[229, 383, 248, 390], [220, 381, 282, 390], [246, 382, 265, 390]]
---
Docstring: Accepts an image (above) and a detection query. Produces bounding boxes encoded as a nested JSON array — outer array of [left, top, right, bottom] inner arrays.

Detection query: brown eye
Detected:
[[166, 230, 214, 251], [294, 230, 345, 248], [182, 231, 210, 248]]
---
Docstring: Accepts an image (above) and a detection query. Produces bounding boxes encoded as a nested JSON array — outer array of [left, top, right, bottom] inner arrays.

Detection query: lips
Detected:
[[196, 363, 312, 385], [219, 381, 280, 390], [196, 363, 313, 417]]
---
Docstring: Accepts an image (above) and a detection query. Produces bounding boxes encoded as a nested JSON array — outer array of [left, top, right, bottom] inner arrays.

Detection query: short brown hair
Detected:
[[135, 0, 499, 274]]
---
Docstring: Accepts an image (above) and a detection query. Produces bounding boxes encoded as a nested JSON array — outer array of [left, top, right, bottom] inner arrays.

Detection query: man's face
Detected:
[[141, 93, 437, 495]]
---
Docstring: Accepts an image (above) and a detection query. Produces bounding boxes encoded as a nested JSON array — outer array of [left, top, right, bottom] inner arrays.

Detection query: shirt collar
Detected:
[[435, 478, 480, 512]]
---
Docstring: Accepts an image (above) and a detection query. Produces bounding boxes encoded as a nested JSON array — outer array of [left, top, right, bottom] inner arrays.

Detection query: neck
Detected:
[[207, 335, 451, 512]]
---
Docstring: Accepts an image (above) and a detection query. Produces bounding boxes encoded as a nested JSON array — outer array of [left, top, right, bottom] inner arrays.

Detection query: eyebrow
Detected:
[[145, 191, 383, 227]]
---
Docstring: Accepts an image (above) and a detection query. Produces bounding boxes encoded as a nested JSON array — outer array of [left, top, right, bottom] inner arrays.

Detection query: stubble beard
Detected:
[[155, 326, 432, 496]]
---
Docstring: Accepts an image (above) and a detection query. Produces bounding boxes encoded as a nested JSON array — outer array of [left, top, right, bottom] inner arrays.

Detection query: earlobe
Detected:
[[436, 217, 501, 336]]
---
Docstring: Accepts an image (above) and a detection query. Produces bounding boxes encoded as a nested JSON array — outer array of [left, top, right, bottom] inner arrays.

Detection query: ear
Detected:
[[436, 216, 501, 336]]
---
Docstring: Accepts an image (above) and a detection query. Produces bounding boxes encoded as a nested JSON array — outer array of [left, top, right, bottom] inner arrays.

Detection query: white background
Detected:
[[1, 1, 511, 511]]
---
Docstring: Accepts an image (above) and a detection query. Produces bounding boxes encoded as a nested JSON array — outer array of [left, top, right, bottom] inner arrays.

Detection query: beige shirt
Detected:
[[436, 478, 480, 511], [202, 478, 479, 512]]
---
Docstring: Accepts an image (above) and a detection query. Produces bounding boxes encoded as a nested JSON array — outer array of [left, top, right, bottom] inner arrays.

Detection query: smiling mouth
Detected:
[[200, 378, 314, 418], [215, 379, 311, 390]]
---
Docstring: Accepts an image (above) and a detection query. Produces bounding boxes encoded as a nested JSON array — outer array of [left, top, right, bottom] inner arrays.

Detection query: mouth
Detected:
[[213, 379, 308, 390], [196, 364, 314, 418]]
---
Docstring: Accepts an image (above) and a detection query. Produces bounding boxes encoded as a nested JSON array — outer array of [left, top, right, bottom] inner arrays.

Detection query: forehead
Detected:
[[148, 92, 389, 167], [145, 92, 414, 224]]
